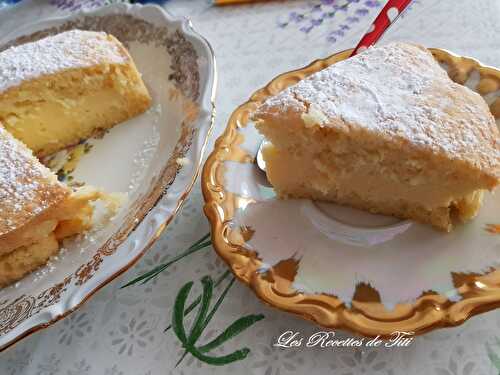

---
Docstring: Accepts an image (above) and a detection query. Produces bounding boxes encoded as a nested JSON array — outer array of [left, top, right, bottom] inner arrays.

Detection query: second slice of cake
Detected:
[[253, 43, 500, 231]]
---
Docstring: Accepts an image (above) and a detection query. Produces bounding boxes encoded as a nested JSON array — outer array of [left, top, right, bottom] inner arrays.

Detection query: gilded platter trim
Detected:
[[202, 48, 500, 338], [0, 5, 216, 351]]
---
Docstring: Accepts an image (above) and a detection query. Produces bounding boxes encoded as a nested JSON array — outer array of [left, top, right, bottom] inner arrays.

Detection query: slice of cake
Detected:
[[253, 43, 500, 231], [0, 30, 151, 156], [0, 127, 99, 286]]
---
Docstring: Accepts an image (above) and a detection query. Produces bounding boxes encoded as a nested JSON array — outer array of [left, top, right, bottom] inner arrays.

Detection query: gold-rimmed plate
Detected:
[[202, 47, 500, 337], [0, 3, 216, 351]]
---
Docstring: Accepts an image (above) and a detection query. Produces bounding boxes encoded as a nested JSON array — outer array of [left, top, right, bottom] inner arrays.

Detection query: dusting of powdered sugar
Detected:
[[257, 42, 499, 176], [0, 127, 66, 236], [0, 29, 128, 94]]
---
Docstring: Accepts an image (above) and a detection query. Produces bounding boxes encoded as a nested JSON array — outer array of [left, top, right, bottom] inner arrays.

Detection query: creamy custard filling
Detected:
[[4, 219, 58, 253], [262, 142, 485, 231], [0, 191, 96, 287], [2, 189, 97, 255]]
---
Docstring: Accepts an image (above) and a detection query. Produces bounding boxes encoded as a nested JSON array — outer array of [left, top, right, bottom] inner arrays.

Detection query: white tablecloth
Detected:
[[1, 1, 500, 374]]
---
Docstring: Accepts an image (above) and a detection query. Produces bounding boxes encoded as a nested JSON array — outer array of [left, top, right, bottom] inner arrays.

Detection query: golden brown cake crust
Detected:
[[0, 126, 69, 250]]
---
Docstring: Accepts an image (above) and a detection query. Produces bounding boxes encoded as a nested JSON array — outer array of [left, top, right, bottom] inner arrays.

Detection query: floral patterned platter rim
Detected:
[[202, 47, 500, 338], [0, 3, 216, 351]]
